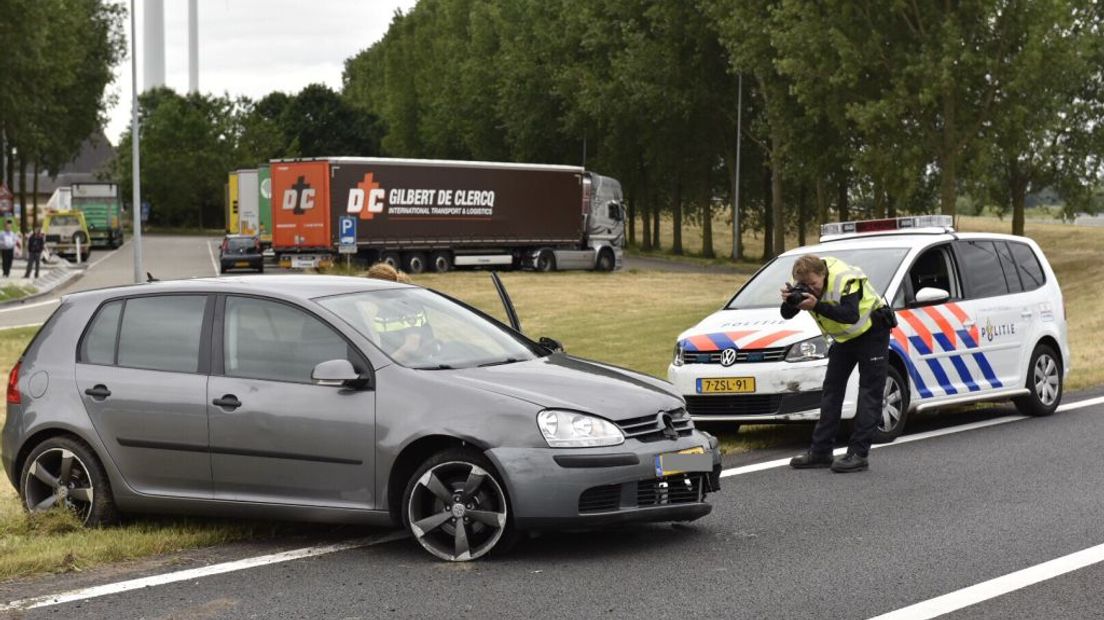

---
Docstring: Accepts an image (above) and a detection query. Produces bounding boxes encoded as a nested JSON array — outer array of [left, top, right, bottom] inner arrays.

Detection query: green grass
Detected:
[[0, 284, 36, 302]]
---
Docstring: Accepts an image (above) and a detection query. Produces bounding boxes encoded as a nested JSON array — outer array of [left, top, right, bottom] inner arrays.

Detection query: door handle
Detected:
[[84, 385, 111, 400], [212, 394, 242, 410]]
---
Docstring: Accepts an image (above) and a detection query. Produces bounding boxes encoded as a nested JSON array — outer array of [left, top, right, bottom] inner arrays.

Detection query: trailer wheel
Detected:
[[596, 248, 615, 272], [536, 250, 556, 273], [431, 251, 452, 273], [380, 251, 401, 270], [404, 252, 428, 275]]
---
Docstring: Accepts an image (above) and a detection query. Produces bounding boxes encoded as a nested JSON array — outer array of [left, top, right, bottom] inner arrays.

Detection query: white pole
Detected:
[[732, 73, 743, 261], [188, 0, 198, 93], [131, 0, 143, 283]]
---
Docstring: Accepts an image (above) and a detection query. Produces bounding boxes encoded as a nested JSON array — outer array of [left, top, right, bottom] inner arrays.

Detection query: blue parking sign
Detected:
[[339, 216, 357, 245]]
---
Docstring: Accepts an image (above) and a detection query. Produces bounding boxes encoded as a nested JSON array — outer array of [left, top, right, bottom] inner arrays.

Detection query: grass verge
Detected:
[[0, 284, 36, 303]]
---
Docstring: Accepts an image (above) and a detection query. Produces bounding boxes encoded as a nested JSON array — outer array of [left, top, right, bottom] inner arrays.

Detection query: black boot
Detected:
[[790, 451, 833, 469], [830, 453, 869, 473]]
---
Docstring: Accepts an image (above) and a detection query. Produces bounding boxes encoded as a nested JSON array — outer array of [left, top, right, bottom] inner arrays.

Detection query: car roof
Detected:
[[62, 275, 410, 305], [783, 233, 955, 256]]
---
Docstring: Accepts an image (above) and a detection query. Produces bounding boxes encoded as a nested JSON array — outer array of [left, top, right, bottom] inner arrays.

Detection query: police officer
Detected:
[[781, 254, 890, 473]]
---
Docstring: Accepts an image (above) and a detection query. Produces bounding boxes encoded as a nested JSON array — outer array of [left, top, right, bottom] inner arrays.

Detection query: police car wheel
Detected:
[[1013, 344, 1062, 417], [872, 365, 909, 443]]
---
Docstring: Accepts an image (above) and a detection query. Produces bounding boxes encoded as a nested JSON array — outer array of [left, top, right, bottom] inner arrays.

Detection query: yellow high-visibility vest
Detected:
[[812, 257, 883, 342]]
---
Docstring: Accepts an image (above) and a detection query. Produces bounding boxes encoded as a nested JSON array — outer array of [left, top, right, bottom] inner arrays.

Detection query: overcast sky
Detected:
[[104, 0, 419, 145]]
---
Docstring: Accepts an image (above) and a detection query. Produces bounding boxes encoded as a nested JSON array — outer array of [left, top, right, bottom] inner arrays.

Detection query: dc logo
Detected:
[[720, 348, 737, 367]]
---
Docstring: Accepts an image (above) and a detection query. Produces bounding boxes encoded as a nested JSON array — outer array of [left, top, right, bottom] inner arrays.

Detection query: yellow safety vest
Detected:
[[812, 257, 883, 343]]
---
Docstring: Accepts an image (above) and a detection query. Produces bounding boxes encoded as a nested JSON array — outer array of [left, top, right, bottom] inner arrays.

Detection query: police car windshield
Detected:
[[317, 288, 539, 369], [726, 248, 908, 309]]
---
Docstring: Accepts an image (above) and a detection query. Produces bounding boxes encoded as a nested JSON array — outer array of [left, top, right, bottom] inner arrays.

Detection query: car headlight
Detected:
[[672, 343, 684, 366], [785, 336, 830, 362], [537, 410, 625, 448]]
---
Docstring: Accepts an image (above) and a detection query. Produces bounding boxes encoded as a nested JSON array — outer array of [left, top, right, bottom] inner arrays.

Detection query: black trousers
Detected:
[[1, 249, 12, 277], [810, 324, 891, 458], [24, 251, 41, 278]]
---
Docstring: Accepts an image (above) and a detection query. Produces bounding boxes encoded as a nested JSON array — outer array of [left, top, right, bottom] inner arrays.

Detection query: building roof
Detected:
[[11, 130, 116, 196]]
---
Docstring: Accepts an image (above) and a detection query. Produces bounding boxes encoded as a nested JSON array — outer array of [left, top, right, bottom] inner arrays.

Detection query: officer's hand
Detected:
[[797, 293, 817, 311]]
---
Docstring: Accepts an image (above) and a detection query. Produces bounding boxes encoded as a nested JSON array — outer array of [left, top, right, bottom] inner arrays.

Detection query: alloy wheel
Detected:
[[23, 448, 95, 524], [1033, 353, 1060, 406], [407, 462, 508, 561], [879, 376, 903, 433]]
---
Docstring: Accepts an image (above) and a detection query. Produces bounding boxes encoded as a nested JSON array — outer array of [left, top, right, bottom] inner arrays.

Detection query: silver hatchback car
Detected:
[[3, 276, 721, 561]]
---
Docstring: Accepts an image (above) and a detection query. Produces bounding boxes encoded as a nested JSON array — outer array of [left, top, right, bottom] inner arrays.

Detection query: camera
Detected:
[[786, 282, 814, 306]]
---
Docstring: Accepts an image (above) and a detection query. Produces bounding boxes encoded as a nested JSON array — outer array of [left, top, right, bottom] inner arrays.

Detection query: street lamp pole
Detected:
[[130, 0, 143, 283]]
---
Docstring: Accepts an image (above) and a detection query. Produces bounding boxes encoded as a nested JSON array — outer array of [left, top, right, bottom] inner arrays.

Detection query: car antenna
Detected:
[[146, 272, 159, 283]]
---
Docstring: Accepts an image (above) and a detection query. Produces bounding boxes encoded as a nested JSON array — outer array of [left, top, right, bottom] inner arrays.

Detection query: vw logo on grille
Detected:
[[720, 348, 738, 367]]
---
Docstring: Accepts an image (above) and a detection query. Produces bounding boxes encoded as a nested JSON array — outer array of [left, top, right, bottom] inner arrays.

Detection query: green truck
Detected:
[[71, 183, 124, 248]]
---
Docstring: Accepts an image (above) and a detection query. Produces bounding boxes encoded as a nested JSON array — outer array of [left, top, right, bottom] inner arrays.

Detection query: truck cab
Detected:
[[43, 210, 92, 262]]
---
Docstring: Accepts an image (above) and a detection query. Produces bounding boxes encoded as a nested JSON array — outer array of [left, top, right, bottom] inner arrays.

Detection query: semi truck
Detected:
[[70, 183, 123, 248], [269, 157, 625, 273]]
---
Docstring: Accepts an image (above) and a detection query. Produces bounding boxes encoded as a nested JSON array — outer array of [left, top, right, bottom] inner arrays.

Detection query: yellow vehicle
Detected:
[[43, 210, 92, 262]]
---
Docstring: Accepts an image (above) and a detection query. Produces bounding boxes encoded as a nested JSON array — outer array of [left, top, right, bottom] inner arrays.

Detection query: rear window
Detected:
[[1008, 242, 1046, 291], [227, 237, 257, 251], [80, 301, 123, 364], [117, 296, 208, 373], [727, 248, 908, 309], [956, 240, 1009, 299]]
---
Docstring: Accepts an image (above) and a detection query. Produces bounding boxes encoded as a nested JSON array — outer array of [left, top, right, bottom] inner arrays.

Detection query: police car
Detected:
[[667, 215, 1069, 442]]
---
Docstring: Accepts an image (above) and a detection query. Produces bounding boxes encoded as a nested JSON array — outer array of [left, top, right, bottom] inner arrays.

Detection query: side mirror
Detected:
[[312, 359, 371, 389], [913, 287, 950, 306], [539, 336, 565, 353]]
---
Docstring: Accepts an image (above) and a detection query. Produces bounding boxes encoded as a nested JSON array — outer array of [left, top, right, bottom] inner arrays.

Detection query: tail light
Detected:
[[7, 361, 22, 405]]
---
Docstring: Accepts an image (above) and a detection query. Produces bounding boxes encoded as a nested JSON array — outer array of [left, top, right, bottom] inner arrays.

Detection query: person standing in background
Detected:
[[0, 220, 21, 277]]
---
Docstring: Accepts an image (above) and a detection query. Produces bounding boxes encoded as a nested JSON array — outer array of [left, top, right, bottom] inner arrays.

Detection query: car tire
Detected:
[[20, 436, 119, 527], [402, 448, 516, 562], [404, 252, 427, 275], [872, 365, 909, 444], [430, 251, 452, 273], [536, 250, 556, 273], [1014, 343, 1062, 417]]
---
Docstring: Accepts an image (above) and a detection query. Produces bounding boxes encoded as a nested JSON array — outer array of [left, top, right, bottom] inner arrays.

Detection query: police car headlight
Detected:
[[672, 343, 684, 366], [785, 336, 829, 362], [537, 410, 624, 448]]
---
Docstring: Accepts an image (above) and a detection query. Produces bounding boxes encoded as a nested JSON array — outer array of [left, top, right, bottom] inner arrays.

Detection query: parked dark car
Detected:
[[220, 234, 263, 273], [2, 275, 721, 561]]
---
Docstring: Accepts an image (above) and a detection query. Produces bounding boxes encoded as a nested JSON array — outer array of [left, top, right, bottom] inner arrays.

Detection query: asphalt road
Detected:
[[1, 395, 1100, 619]]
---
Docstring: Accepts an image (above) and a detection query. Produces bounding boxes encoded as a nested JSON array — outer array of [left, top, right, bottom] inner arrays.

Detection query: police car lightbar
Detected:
[[819, 215, 954, 239]]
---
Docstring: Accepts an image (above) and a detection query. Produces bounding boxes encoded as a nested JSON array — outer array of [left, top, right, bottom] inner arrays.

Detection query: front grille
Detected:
[[578, 484, 621, 513], [616, 408, 694, 443], [681, 347, 788, 365], [638, 473, 703, 507], [685, 391, 823, 417], [578, 473, 706, 514]]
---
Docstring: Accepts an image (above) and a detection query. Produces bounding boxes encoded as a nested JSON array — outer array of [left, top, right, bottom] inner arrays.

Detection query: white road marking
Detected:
[[0, 531, 408, 612], [0, 321, 45, 330], [0, 298, 60, 314], [721, 394, 1104, 479], [868, 541, 1104, 619], [207, 240, 219, 276]]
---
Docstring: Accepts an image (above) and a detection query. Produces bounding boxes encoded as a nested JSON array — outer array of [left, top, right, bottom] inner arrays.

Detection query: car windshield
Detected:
[[317, 288, 539, 369], [227, 238, 256, 250], [727, 248, 909, 309], [50, 216, 80, 227]]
